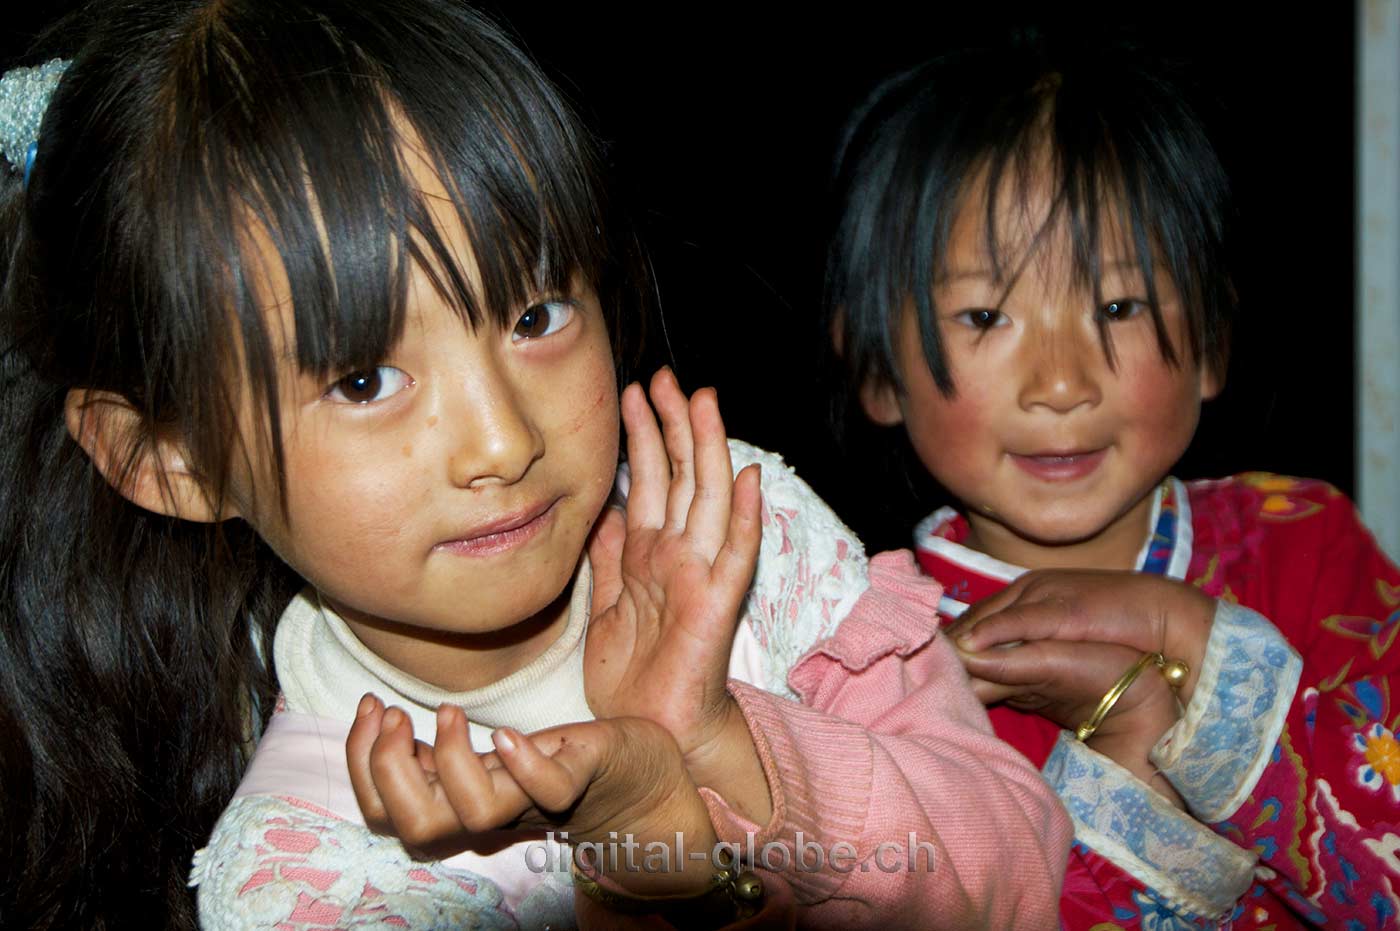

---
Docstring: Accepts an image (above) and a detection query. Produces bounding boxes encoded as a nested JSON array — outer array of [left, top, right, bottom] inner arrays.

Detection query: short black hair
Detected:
[[826, 26, 1235, 399]]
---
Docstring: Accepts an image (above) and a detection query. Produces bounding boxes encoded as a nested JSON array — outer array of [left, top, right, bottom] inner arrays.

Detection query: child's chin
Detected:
[[1005, 509, 1119, 548]]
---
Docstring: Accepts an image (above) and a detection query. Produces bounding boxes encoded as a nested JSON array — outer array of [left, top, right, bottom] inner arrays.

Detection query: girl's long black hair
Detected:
[[0, 2, 643, 927]]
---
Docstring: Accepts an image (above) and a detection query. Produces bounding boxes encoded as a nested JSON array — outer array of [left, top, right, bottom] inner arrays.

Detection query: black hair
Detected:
[[0, 1, 643, 927], [825, 26, 1235, 402]]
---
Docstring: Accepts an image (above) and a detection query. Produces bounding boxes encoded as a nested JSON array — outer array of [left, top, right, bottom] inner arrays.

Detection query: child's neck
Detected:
[[330, 585, 576, 693], [961, 490, 1159, 573]]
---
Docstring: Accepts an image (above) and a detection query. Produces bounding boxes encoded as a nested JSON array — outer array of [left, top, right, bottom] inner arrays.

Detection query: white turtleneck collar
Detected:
[[273, 559, 596, 752]]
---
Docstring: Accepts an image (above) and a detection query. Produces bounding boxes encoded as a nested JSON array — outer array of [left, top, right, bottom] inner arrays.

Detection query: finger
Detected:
[[954, 599, 1080, 652], [710, 463, 761, 609], [493, 726, 599, 814], [648, 367, 698, 532], [346, 693, 391, 830], [434, 705, 531, 832], [587, 505, 627, 618], [947, 572, 1035, 637], [369, 706, 465, 847], [684, 386, 735, 558], [967, 675, 1023, 705], [415, 738, 437, 774], [957, 587, 1151, 654], [958, 639, 1075, 687], [621, 380, 668, 531], [960, 639, 1145, 701]]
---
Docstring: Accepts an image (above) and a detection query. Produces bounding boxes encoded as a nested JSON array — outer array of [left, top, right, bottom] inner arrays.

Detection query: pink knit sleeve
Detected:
[[699, 550, 1071, 929]]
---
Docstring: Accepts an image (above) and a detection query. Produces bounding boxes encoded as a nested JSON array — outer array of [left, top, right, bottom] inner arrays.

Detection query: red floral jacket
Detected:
[[915, 474, 1400, 930]]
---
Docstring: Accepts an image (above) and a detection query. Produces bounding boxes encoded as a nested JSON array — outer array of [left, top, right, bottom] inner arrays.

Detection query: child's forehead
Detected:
[[938, 155, 1145, 285], [232, 140, 492, 353]]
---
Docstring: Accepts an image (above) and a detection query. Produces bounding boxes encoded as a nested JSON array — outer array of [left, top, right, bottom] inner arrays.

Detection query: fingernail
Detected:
[[956, 633, 975, 650], [437, 704, 453, 729], [493, 728, 516, 753], [356, 693, 376, 718], [382, 706, 405, 730]]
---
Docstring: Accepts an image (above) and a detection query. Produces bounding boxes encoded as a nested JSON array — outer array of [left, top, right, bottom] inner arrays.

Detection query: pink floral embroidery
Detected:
[[191, 795, 519, 930]]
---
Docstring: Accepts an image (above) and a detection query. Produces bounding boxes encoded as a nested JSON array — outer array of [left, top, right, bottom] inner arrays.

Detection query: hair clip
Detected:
[[23, 142, 38, 188], [0, 58, 72, 187]]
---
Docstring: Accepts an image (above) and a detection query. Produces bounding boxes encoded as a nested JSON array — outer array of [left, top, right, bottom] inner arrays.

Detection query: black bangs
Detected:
[[209, 0, 614, 377], [19, 0, 620, 507], [827, 29, 1234, 399]]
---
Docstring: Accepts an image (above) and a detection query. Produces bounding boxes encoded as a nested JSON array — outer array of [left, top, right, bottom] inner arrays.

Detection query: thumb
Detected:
[[587, 505, 626, 617]]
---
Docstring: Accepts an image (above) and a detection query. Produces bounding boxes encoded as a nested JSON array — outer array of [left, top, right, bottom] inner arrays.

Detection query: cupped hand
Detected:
[[345, 693, 720, 893]]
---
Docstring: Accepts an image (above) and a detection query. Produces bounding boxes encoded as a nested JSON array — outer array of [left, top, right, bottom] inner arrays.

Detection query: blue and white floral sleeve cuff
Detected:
[[1150, 601, 1303, 824], [1045, 733, 1256, 921]]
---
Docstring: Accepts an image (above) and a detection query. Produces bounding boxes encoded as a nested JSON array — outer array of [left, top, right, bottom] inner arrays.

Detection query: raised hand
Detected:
[[584, 369, 763, 782], [342, 367, 769, 868]]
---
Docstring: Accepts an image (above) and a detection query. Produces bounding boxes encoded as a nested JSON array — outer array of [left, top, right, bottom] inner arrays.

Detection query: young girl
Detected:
[[826, 28, 1400, 931], [0, 2, 1070, 928]]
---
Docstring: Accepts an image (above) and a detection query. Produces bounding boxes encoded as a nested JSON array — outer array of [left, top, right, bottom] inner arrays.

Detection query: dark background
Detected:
[[5, 4, 1357, 552]]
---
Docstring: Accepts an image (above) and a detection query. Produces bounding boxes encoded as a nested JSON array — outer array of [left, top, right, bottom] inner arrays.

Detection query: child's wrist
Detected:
[[581, 718, 724, 897], [1088, 680, 1189, 810], [573, 829, 766, 925], [1161, 585, 1216, 707], [682, 695, 773, 827], [1089, 727, 1187, 810], [593, 781, 722, 898]]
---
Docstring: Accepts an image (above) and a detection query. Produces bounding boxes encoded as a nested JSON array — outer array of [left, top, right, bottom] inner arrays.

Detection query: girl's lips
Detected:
[[433, 499, 558, 557], [1009, 449, 1108, 482]]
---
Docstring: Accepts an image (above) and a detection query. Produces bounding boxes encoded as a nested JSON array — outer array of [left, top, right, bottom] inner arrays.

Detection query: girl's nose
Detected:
[[1016, 321, 1104, 414], [445, 370, 544, 489]]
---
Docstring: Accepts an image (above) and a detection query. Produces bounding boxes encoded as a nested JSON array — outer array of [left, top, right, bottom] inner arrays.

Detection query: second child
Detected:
[[827, 28, 1400, 931]]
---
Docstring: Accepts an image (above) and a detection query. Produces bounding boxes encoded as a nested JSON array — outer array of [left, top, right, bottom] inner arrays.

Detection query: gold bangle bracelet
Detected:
[[570, 847, 764, 928], [1074, 650, 1190, 742]]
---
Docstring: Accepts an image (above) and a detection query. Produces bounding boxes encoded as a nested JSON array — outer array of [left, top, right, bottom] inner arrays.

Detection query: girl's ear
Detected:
[[858, 377, 906, 427], [64, 389, 234, 522], [1199, 365, 1223, 402]]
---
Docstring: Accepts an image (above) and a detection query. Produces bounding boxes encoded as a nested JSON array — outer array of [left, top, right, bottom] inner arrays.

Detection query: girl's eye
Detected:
[[1099, 299, 1147, 322], [326, 366, 413, 404], [954, 308, 1006, 330], [512, 301, 575, 342]]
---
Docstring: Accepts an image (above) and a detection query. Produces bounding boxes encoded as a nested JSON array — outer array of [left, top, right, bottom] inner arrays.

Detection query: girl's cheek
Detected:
[[1118, 358, 1204, 451], [564, 387, 613, 436], [280, 440, 414, 533], [905, 392, 991, 485]]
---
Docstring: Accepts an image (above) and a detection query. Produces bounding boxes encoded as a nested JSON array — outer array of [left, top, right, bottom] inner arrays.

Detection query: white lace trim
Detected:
[[726, 440, 870, 700], [1045, 733, 1255, 921], [1152, 601, 1303, 822]]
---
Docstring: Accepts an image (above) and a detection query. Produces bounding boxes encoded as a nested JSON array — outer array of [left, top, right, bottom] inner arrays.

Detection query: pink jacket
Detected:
[[695, 550, 1071, 930], [194, 549, 1069, 930]]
